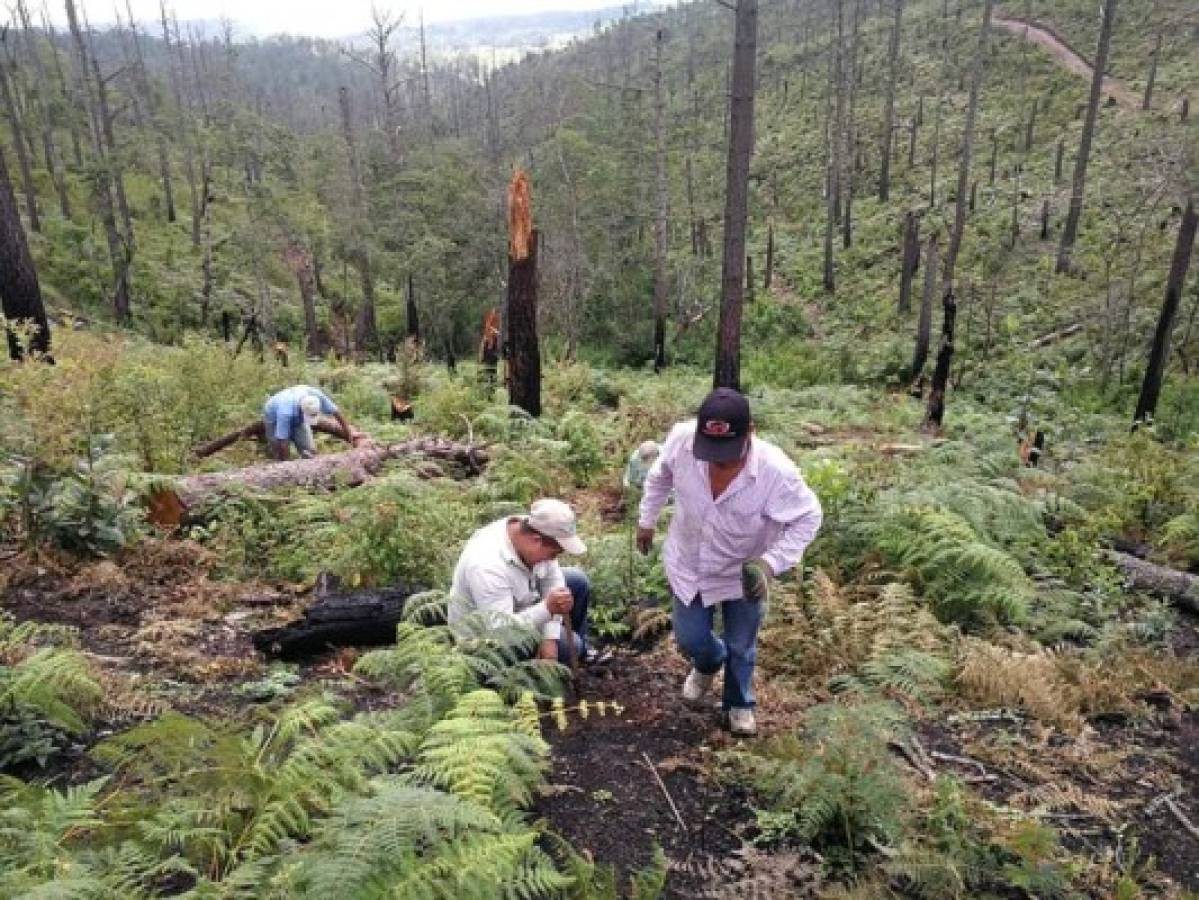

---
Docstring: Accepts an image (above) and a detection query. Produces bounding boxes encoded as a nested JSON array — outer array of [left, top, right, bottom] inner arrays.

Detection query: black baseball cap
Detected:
[[693, 388, 752, 463]]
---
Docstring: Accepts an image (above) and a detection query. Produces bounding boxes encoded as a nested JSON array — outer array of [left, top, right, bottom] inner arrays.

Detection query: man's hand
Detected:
[[636, 526, 655, 555], [742, 558, 773, 604], [546, 587, 574, 617], [536, 638, 559, 661]]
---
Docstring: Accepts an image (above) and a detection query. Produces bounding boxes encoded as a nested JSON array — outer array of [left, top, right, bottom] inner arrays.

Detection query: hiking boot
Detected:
[[682, 668, 717, 706], [728, 707, 757, 737]]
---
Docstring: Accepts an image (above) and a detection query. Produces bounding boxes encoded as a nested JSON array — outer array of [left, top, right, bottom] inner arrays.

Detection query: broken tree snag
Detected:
[[1103, 551, 1199, 615], [149, 438, 489, 527], [191, 418, 361, 459], [506, 168, 541, 417], [252, 582, 428, 659]]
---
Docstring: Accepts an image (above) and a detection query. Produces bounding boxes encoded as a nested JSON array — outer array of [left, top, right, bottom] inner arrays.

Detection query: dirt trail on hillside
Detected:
[[994, 16, 1140, 111]]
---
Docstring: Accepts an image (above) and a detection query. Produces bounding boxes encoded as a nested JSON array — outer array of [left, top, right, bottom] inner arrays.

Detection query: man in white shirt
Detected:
[[637, 388, 822, 736], [449, 498, 591, 664]]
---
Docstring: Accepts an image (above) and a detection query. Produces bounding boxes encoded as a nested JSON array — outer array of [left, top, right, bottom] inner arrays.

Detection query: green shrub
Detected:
[[736, 701, 908, 868]]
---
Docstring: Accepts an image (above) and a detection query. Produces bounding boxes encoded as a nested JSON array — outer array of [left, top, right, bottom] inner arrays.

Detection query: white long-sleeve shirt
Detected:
[[638, 421, 823, 607], [448, 518, 565, 640]]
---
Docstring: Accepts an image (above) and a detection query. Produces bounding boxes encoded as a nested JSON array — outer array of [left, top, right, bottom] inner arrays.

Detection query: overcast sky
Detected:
[[49, 0, 625, 39]]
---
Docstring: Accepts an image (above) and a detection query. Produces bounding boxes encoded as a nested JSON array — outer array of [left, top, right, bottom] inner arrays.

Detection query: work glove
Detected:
[[742, 558, 773, 605], [636, 526, 656, 555]]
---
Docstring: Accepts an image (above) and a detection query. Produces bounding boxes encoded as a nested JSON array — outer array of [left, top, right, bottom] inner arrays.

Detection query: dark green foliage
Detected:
[[737, 702, 908, 865]]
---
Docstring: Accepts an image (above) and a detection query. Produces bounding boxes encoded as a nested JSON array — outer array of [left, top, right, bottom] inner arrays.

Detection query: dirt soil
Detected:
[[0, 540, 302, 717], [536, 648, 825, 898], [993, 16, 1140, 110]]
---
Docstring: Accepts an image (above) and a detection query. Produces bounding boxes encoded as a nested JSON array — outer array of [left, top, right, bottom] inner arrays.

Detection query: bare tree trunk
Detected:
[[0, 145, 51, 360], [66, 0, 130, 324], [15, 1, 69, 220], [942, 0, 993, 298], [822, 2, 842, 294], [714, 0, 758, 391], [1143, 33, 1160, 111], [652, 26, 668, 373], [1133, 200, 1197, 428], [879, 0, 903, 202], [161, 2, 200, 247], [419, 10, 433, 133], [0, 49, 40, 234], [1057, 0, 1118, 275], [90, 54, 134, 253], [338, 86, 377, 353], [899, 210, 920, 314], [913, 233, 938, 379], [124, 0, 175, 223]]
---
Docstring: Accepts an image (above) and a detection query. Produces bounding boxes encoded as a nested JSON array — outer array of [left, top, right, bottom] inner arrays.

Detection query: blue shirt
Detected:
[[263, 385, 338, 441]]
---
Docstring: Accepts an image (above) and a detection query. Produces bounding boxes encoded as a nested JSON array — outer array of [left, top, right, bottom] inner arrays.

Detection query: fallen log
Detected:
[[148, 437, 488, 527], [193, 418, 360, 459], [1029, 323, 1083, 349], [252, 581, 427, 659], [1103, 550, 1199, 614]]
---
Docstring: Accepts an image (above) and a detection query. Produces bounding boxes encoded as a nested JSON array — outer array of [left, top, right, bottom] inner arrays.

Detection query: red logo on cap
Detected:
[[703, 419, 733, 437]]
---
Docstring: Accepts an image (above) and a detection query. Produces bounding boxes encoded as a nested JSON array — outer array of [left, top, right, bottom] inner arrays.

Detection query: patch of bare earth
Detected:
[[0, 539, 305, 715], [536, 648, 824, 897]]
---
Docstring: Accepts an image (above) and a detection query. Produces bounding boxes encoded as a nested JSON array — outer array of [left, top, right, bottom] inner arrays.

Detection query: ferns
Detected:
[[414, 689, 549, 818], [0, 613, 103, 741], [735, 702, 908, 856], [955, 639, 1084, 731], [865, 501, 1033, 629]]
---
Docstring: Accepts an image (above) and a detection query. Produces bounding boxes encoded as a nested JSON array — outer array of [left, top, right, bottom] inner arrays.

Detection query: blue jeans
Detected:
[[263, 413, 315, 457], [672, 595, 763, 710], [556, 568, 591, 665]]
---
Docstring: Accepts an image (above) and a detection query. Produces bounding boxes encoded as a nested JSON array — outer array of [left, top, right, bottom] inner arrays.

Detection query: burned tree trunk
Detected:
[[1057, 0, 1118, 274], [252, 583, 428, 660], [406, 273, 420, 343], [0, 145, 51, 360], [714, 0, 758, 391], [899, 210, 920, 314], [507, 170, 541, 417], [942, 0, 992, 298], [923, 289, 957, 432], [764, 222, 774, 292], [0, 41, 40, 234], [912, 232, 938, 379], [1133, 199, 1197, 429], [1143, 33, 1160, 111], [652, 26, 668, 373]]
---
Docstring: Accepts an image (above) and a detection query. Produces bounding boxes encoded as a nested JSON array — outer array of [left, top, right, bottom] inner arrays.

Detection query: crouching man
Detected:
[[637, 388, 822, 736], [449, 498, 591, 665]]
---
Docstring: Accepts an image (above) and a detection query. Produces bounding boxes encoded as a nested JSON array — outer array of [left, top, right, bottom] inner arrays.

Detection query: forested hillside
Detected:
[[2, 0, 1198, 896]]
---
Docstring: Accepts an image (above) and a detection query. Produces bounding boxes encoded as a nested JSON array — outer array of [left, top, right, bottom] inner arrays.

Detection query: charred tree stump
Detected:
[[923, 288, 958, 432], [252, 582, 429, 659]]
